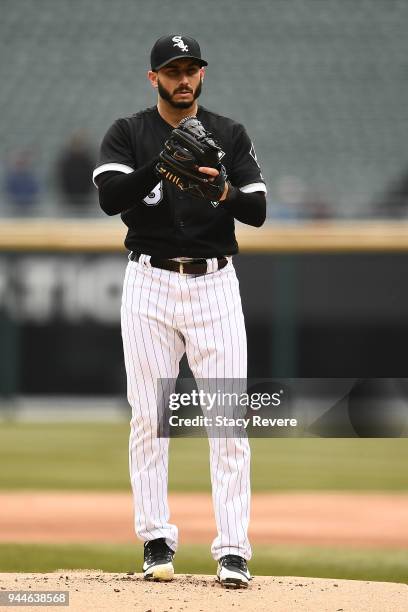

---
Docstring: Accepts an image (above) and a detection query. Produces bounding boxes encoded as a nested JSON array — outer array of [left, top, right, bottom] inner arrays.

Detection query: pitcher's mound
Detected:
[[0, 571, 406, 611]]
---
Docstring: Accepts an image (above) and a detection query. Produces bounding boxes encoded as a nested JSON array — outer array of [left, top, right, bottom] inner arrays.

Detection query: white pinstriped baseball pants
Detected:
[[121, 254, 251, 561]]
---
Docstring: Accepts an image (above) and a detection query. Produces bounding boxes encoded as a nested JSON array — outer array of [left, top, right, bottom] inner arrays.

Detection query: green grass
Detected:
[[0, 423, 407, 491], [0, 543, 407, 583]]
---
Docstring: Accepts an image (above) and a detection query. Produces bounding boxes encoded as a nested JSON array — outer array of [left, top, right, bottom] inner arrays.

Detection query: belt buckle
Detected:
[[178, 259, 206, 274]]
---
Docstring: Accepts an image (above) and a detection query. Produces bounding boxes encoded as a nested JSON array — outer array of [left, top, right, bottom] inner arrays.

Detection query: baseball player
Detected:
[[93, 34, 266, 588]]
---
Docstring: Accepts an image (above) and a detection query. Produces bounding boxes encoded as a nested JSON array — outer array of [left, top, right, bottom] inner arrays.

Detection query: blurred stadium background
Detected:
[[0, 0, 407, 583]]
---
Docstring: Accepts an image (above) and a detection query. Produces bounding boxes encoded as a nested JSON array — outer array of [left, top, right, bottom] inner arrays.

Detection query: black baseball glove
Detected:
[[156, 116, 227, 201]]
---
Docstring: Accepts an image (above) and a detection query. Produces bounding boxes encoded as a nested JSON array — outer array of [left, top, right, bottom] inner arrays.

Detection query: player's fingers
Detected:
[[198, 166, 219, 177]]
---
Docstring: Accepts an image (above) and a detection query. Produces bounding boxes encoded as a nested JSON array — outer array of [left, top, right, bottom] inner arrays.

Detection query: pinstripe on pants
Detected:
[[121, 254, 251, 561]]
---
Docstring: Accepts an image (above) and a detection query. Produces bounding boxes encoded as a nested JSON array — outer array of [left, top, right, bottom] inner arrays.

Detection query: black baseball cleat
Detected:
[[143, 538, 175, 581], [216, 554, 251, 588]]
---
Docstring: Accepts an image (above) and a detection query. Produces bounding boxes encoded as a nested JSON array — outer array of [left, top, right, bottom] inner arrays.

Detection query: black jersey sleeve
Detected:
[[229, 124, 267, 194], [95, 161, 159, 216], [92, 119, 136, 186], [222, 188, 266, 227]]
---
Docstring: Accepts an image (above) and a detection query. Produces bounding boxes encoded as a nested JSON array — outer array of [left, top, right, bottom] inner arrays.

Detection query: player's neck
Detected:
[[156, 99, 198, 128]]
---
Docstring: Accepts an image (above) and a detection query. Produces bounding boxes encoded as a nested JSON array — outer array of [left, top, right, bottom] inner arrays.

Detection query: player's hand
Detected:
[[198, 167, 229, 201]]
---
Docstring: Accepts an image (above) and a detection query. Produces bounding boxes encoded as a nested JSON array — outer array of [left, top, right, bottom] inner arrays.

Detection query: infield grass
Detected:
[[0, 422, 407, 491], [0, 543, 406, 583]]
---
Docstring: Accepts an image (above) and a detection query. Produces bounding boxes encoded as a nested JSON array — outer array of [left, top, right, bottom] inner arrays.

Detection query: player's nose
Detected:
[[179, 72, 190, 84]]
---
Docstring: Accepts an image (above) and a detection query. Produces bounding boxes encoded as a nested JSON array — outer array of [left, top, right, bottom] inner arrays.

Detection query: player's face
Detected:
[[156, 60, 203, 109]]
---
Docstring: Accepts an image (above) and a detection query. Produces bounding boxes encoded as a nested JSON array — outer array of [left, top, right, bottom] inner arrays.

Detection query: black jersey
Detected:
[[93, 105, 266, 258]]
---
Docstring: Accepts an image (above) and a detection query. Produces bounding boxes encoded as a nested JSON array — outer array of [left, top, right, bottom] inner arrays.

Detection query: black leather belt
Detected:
[[129, 252, 228, 275]]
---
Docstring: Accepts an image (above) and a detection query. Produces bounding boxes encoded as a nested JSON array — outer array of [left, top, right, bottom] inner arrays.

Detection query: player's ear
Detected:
[[199, 67, 205, 80], [147, 70, 158, 89]]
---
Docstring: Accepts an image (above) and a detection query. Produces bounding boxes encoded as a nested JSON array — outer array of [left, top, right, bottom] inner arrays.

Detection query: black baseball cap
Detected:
[[150, 34, 208, 71]]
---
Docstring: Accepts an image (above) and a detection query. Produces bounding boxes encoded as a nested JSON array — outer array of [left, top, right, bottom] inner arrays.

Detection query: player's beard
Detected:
[[157, 77, 202, 109]]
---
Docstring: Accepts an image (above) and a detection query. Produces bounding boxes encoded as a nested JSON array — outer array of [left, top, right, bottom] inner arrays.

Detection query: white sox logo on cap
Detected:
[[172, 35, 189, 52], [150, 35, 207, 70]]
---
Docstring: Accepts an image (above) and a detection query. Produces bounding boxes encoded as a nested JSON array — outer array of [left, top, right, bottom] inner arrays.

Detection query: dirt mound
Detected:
[[0, 571, 406, 612]]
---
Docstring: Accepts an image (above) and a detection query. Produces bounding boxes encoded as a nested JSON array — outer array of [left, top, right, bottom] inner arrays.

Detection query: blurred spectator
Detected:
[[55, 130, 95, 212], [269, 175, 333, 220], [4, 151, 40, 214], [269, 175, 306, 220], [303, 191, 334, 220], [373, 168, 408, 218]]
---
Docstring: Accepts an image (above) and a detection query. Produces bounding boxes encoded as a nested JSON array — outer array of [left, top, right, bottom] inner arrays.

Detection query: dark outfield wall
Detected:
[[0, 252, 407, 395]]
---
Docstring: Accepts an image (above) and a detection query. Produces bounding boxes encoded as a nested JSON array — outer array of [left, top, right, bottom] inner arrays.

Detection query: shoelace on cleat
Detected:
[[144, 539, 173, 564], [221, 555, 247, 571]]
